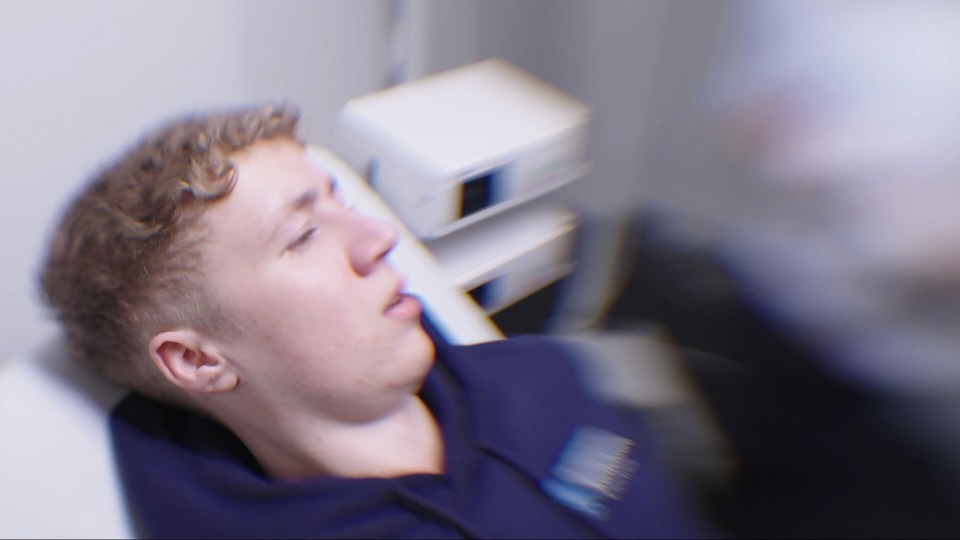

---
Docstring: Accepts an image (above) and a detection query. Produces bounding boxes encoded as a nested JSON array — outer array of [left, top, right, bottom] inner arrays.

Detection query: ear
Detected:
[[148, 330, 239, 393]]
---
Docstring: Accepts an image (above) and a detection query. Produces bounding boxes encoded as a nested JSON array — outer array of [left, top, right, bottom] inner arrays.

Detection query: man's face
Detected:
[[199, 138, 434, 423]]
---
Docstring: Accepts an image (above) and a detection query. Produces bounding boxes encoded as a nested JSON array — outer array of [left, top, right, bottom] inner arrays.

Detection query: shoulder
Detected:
[[439, 335, 600, 418], [434, 337, 712, 537], [436, 335, 637, 453], [443, 334, 586, 389]]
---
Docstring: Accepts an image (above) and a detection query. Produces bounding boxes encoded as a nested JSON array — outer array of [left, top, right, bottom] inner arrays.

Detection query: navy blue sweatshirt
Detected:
[[110, 333, 709, 538]]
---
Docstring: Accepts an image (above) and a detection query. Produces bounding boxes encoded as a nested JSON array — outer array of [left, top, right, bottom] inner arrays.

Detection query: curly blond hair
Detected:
[[40, 103, 301, 406]]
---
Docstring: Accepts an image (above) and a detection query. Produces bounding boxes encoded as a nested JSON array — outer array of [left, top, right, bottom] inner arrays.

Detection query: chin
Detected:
[[386, 329, 436, 397], [412, 326, 436, 365], [402, 325, 436, 378]]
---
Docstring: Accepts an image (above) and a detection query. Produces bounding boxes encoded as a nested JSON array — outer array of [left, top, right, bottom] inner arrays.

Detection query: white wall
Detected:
[[471, 0, 740, 221], [467, 0, 741, 327], [0, 0, 389, 363]]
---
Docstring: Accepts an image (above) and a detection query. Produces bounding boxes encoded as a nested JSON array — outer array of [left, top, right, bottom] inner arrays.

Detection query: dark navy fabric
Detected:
[[110, 331, 709, 539]]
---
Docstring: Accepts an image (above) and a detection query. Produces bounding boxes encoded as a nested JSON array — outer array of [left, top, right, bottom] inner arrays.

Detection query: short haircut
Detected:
[[40, 103, 301, 406]]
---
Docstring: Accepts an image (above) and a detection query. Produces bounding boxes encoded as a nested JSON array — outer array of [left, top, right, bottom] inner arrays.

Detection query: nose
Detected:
[[345, 210, 399, 276]]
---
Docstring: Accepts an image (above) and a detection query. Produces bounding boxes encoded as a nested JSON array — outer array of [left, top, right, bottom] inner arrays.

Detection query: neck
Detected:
[[218, 395, 444, 481]]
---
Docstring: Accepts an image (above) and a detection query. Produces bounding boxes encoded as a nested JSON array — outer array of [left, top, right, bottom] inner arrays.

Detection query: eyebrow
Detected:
[[290, 189, 319, 213], [267, 188, 319, 246]]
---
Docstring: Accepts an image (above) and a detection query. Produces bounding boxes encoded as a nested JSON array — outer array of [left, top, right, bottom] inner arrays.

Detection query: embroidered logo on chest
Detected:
[[540, 426, 638, 521]]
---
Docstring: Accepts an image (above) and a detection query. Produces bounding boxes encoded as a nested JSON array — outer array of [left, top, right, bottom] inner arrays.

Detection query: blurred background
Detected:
[[6, 0, 960, 535]]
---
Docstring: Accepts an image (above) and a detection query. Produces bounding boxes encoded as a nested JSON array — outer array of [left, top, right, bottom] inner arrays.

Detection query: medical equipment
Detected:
[[338, 59, 590, 240], [428, 204, 577, 314]]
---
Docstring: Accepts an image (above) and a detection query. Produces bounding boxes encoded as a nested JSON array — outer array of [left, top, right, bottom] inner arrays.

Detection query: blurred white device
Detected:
[[0, 147, 501, 539], [337, 58, 591, 240], [428, 204, 578, 314]]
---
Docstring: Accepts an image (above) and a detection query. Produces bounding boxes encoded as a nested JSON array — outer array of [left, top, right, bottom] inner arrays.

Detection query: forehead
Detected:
[[230, 138, 320, 192], [200, 139, 329, 244], [220, 139, 332, 213]]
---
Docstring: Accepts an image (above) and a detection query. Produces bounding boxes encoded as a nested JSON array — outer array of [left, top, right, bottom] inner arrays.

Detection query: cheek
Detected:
[[235, 268, 368, 355]]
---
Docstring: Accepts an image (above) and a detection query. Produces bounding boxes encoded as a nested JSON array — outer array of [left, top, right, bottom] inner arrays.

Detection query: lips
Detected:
[[384, 279, 406, 312], [384, 280, 421, 319]]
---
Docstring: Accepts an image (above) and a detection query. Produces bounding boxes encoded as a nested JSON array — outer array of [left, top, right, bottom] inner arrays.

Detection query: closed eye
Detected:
[[288, 226, 317, 251]]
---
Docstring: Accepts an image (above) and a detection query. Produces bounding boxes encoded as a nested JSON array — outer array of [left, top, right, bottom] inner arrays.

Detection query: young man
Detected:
[[40, 104, 707, 538]]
